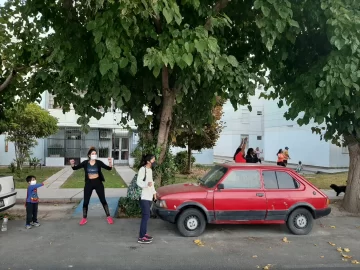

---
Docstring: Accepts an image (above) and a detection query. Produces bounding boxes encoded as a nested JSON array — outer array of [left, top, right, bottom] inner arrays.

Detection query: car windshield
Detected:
[[200, 165, 228, 188]]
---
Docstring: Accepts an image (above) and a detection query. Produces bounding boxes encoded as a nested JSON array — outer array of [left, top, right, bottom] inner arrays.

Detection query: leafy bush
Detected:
[[29, 157, 41, 169], [8, 162, 16, 173], [174, 151, 195, 174], [118, 197, 141, 217], [131, 137, 176, 186]]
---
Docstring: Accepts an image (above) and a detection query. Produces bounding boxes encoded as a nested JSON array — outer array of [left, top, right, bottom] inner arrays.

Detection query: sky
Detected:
[[0, 0, 5, 6]]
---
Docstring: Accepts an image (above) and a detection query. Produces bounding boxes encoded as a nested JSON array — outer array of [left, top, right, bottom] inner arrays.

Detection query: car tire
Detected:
[[286, 208, 314, 235], [177, 208, 206, 237]]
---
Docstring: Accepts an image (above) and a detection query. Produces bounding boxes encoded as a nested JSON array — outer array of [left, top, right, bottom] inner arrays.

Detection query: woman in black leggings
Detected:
[[70, 147, 114, 226]]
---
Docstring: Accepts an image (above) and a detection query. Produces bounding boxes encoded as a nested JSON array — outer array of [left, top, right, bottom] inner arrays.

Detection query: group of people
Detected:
[[25, 147, 157, 244], [233, 137, 263, 164], [233, 137, 291, 167]]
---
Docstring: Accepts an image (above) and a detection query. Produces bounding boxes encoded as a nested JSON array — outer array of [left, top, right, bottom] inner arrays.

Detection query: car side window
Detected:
[[276, 172, 300, 189], [263, 171, 278, 189], [222, 170, 261, 189], [263, 170, 299, 189]]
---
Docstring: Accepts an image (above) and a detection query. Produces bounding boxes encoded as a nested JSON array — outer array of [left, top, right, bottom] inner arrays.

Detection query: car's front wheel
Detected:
[[177, 208, 206, 237], [286, 208, 314, 235]]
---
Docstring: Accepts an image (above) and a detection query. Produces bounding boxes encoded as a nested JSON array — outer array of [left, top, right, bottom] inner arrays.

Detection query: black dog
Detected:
[[330, 184, 346, 196]]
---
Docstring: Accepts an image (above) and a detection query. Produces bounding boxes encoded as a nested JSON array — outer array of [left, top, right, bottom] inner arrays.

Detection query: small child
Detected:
[[296, 161, 303, 173], [25, 175, 45, 229]]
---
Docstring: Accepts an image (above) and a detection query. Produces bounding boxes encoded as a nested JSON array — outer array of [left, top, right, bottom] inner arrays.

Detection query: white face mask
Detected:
[[30, 180, 36, 185], [90, 155, 97, 160]]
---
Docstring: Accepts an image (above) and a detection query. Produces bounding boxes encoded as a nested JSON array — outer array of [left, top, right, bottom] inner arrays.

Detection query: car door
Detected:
[[213, 169, 267, 222], [262, 170, 302, 221]]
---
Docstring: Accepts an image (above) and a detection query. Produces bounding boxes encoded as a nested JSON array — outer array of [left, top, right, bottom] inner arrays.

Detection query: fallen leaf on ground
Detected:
[[320, 256, 324, 258], [342, 258, 348, 262], [343, 248, 350, 253], [252, 255, 258, 258], [342, 254, 352, 259], [282, 237, 290, 243], [337, 247, 343, 252], [256, 266, 260, 269], [193, 239, 204, 247], [328, 242, 336, 246], [330, 226, 336, 229], [263, 265, 272, 270], [314, 244, 317, 246], [351, 260, 360, 264]]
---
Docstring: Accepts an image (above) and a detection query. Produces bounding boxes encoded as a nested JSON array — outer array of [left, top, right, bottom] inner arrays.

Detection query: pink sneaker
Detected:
[[107, 216, 114, 224], [79, 218, 87, 226]]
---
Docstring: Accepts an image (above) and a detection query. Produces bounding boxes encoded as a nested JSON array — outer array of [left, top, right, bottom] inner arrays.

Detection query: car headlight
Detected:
[[156, 200, 167, 208]]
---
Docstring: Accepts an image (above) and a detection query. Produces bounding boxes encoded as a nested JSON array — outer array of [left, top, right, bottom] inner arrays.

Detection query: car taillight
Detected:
[[326, 199, 330, 206]]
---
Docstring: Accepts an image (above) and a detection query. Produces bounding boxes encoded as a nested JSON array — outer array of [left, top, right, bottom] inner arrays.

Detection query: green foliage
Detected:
[[28, 157, 42, 169], [0, 0, 261, 167], [174, 151, 195, 174], [8, 162, 16, 173], [132, 132, 176, 186], [118, 197, 141, 218], [257, 0, 360, 147], [1, 103, 58, 170]]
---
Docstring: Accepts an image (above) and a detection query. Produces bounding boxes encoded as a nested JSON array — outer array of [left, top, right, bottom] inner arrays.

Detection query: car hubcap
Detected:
[[294, 214, 307, 228], [185, 216, 199, 231]]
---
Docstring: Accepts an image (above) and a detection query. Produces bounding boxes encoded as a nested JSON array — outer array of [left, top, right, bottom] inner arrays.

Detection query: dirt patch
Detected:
[[329, 201, 360, 217]]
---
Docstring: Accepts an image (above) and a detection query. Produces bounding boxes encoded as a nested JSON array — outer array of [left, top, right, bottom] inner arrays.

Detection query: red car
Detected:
[[154, 164, 331, 237]]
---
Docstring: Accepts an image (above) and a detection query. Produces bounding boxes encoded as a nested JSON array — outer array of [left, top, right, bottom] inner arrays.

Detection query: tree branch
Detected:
[[205, 0, 231, 31], [153, 16, 162, 34], [0, 70, 16, 93]]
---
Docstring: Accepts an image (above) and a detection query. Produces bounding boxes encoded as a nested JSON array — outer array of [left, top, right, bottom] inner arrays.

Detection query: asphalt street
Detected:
[[0, 215, 360, 270]]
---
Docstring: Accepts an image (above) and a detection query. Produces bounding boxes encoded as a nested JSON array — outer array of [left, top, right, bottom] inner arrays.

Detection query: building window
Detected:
[[257, 136, 262, 140], [257, 111, 263, 115]]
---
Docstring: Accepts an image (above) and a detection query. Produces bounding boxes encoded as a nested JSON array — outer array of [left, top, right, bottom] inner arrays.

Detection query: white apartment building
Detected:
[[0, 91, 138, 166], [214, 88, 349, 168]]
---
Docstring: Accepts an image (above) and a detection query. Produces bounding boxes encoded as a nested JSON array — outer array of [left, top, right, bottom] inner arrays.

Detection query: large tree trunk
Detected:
[[187, 144, 192, 174], [157, 66, 176, 165], [342, 137, 360, 213]]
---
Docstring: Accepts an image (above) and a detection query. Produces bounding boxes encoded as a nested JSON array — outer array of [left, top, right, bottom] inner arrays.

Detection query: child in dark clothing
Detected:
[[25, 175, 46, 229]]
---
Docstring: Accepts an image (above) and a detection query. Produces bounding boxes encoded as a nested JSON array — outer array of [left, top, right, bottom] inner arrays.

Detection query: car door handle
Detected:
[[256, 193, 264, 197]]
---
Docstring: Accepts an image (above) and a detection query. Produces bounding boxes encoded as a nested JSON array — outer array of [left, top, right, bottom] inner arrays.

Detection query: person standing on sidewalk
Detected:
[[283, 146, 290, 166], [25, 175, 46, 229], [136, 154, 157, 244], [70, 146, 114, 226]]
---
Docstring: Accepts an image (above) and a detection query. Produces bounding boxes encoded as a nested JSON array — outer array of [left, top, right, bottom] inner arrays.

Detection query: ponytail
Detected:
[[138, 154, 155, 169]]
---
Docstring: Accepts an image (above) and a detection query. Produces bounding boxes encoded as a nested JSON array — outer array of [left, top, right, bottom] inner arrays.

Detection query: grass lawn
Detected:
[[0, 167, 64, 189], [61, 169, 127, 188], [303, 173, 347, 189]]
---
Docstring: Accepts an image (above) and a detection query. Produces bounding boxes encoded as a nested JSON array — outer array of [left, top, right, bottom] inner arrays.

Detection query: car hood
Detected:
[[157, 182, 207, 197]]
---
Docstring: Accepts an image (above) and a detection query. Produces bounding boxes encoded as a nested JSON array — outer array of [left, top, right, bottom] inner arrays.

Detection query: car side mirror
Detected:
[[218, 183, 224, 190]]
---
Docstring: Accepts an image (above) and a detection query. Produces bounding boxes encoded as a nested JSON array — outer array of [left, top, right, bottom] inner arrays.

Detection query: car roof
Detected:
[[217, 163, 293, 171]]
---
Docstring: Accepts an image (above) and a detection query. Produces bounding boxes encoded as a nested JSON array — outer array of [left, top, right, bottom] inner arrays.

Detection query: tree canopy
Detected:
[[1, 0, 360, 211]]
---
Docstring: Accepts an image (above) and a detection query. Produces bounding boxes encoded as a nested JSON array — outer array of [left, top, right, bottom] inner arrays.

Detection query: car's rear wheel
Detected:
[[286, 208, 314, 235], [177, 208, 206, 237]]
